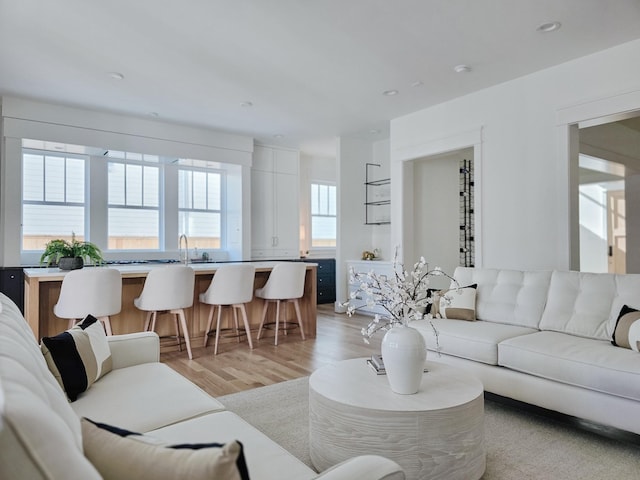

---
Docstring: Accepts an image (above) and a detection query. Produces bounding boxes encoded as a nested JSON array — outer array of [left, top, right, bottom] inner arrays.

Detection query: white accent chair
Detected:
[[53, 267, 122, 335], [200, 264, 256, 355], [256, 262, 307, 346], [134, 265, 195, 360]]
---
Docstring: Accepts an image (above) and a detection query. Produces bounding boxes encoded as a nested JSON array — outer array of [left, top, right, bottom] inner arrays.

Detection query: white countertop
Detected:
[[24, 260, 317, 280]]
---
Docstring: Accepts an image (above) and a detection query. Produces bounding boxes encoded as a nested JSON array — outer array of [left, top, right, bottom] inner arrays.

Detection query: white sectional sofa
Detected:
[[411, 267, 640, 436], [0, 293, 404, 480]]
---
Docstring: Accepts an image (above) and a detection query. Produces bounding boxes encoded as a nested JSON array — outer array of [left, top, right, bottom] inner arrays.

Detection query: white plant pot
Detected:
[[381, 324, 427, 394]]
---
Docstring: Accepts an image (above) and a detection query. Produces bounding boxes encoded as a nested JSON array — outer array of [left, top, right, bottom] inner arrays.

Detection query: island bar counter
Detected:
[[23, 262, 317, 342]]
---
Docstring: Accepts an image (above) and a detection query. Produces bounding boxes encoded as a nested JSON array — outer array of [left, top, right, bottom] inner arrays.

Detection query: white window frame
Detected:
[[178, 166, 225, 250], [21, 148, 88, 251], [310, 182, 337, 249], [107, 154, 161, 251]]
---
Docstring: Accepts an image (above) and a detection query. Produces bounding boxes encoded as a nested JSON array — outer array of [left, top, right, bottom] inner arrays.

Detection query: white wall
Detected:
[[335, 136, 379, 309], [391, 39, 640, 270], [370, 139, 392, 260]]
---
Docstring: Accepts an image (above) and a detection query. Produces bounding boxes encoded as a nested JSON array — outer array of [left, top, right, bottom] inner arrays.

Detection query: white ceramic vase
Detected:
[[381, 324, 427, 394]]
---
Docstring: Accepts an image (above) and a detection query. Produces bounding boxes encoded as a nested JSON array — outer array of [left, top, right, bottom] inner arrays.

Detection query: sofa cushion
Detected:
[[498, 331, 640, 402], [81, 418, 250, 480], [71, 362, 225, 432], [611, 305, 640, 350], [411, 318, 538, 365], [539, 271, 614, 340], [41, 315, 113, 401], [0, 294, 101, 480], [453, 267, 551, 328], [148, 411, 317, 480]]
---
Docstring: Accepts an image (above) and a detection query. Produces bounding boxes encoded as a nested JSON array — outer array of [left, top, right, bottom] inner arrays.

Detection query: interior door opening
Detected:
[[578, 154, 625, 273]]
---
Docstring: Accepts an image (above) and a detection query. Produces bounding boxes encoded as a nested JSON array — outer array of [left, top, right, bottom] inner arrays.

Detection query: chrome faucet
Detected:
[[179, 234, 189, 265]]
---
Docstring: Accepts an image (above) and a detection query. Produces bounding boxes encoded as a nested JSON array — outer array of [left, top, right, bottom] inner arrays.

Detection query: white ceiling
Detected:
[[1, 0, 640, 157]]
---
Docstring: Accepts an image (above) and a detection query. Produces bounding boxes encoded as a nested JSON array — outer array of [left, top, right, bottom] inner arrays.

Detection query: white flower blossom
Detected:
[[343, 246, 458, 348]]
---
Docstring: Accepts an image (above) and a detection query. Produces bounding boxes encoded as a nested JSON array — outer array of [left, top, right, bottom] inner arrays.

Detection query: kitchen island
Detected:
[[23, 261, 317, 342]]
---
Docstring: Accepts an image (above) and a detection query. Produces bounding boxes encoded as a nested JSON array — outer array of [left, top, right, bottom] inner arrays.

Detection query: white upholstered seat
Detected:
[[255, 262, 306, 345], [199, 264, 256, 355], [134, 265, 195, 359], [53, 267, 122, 335]]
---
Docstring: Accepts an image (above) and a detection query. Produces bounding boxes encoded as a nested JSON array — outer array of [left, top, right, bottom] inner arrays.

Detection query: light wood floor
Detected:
[[162, 305, 382, 396]]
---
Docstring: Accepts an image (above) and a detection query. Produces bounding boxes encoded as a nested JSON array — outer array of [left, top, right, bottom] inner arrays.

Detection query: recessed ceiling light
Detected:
[[108, 72, 125, 80], [411, 81, 423, 88], [454, 65, 471, 73], [273, 134, 284, 139], [148, 112, 159, 117], [240, 101, 253, 107], [369, 129, 380, 135], [383, 89, 399, 96], [536, 21, 561, 33]]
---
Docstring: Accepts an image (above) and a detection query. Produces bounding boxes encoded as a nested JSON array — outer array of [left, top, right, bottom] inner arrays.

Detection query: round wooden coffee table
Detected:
[[309, 358, 485, 480]]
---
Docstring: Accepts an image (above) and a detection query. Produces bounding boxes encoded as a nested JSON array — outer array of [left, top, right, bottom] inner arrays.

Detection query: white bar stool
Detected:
[[255, 262, 307, 346], [134, 265, 195, 360], [53, 268, 122, 335], [199, 264, 256, 355]]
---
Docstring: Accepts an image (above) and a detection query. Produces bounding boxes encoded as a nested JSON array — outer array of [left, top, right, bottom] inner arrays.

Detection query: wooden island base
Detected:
[[23, 262, 317, 343]]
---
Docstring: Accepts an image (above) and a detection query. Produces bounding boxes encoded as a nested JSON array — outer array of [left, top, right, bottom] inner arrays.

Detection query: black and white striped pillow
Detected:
[[41, 315, 112, 401]]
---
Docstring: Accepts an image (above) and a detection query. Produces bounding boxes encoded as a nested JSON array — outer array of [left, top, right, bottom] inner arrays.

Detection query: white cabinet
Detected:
[[345, 260, 394, 316], [251, 145, 300, 259]]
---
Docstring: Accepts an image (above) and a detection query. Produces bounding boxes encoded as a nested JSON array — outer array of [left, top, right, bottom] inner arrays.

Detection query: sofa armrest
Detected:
[[106, 332, 160, 369], [313, 455, 405, 480]]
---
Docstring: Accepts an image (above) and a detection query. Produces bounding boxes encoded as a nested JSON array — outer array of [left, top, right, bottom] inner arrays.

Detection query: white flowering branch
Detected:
[[344, 247, 458, 346]]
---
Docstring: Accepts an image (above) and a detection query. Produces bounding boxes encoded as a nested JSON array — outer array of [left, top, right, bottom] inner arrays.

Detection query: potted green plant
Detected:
[[40, 233, 104, 270]]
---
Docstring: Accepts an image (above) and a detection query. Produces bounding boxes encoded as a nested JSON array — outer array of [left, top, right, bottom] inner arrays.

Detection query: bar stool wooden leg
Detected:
[[98, 316, 113, 336], [274, 300, 281, 346], [173, 313, 182, 351], [283, 301, 288, 336], [174, 308, 192, 360], [293, 299, 305, 340], [143, 311, 153, 331], [257, 301, 269, 340], [204, 305, 215, 347], [233, 308, 240, 343], [150, 311, 158, 332], [238, 304, 253, 349], [214, 305, 223, 355]]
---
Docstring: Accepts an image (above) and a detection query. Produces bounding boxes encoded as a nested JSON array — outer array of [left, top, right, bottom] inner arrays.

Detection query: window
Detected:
[[19, 141, 232, 262], [108, 153, 160, 250], [178, 167, 223, 249], [311, 183, 336, 247], [22, 150, 86, 250]]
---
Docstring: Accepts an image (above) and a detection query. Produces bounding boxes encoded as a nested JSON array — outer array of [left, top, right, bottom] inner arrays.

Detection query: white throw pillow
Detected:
[[611, 305, 640, 350], [437, 284, 477, 321], [81, 419, 249, 480]]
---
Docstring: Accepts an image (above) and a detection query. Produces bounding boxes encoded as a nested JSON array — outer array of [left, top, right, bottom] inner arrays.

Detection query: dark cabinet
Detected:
[[0, 268, 24, 313], [302, 258, 336, 305]]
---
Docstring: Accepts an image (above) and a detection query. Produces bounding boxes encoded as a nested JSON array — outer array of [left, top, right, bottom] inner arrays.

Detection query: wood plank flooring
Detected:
[[161, 305, 382, 396]]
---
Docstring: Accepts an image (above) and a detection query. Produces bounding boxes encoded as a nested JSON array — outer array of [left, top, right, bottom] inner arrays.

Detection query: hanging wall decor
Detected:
[[459, 159, 474, 267]]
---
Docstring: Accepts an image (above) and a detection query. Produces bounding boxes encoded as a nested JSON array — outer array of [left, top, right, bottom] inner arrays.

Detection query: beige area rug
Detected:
[[218, 377, 640, 480]]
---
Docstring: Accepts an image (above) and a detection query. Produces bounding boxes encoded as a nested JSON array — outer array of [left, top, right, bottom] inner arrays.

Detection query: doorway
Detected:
[[412, 147, 474, 280], [578, 154, 625, 273], [576, 113, 640, 273]]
